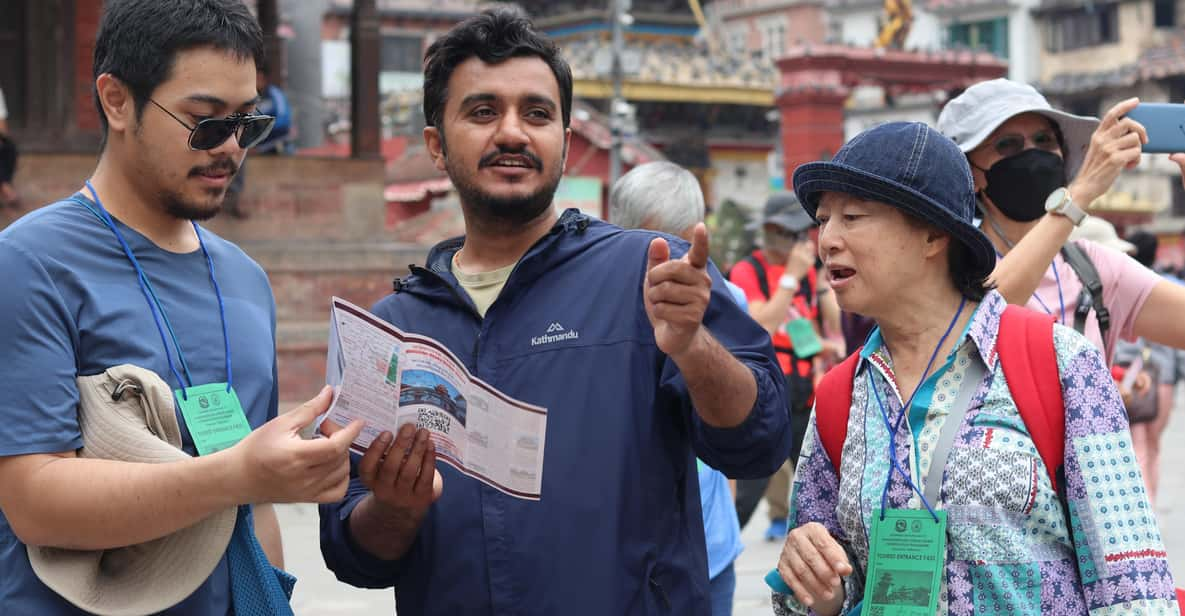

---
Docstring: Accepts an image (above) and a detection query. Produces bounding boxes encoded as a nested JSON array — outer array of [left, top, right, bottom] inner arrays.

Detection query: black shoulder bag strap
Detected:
[[1060, 242, 1111, 352], [740, 255, 770, 299]]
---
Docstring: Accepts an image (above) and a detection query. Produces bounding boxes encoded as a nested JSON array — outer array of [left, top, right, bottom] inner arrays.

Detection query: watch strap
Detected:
[[1051, 189, 1086, 226]]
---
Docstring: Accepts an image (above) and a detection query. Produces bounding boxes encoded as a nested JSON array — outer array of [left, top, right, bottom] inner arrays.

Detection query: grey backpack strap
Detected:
[[923, 359, 987, 507], [1060, 242, 1110, 347]]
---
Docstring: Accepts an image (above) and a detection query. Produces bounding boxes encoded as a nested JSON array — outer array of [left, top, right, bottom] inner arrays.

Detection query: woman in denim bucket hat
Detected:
[[769, 122, 1176, 616], [938, 78, 1185, 368]]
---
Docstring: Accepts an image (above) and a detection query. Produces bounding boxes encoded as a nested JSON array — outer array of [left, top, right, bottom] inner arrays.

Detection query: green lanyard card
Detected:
[[785, 317, 823, 358], [861, 508, 947, 616], [176, 382, 252, 456]]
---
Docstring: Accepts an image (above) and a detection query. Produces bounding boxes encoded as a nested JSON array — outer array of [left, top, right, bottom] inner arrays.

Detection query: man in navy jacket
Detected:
[[319, 8, 791, 614]]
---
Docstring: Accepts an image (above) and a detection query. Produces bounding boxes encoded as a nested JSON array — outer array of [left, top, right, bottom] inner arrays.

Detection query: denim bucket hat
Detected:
[[793, 121, 996, 284]]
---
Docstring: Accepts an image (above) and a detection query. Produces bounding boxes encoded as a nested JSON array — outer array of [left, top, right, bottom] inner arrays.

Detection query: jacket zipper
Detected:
[[407, 264, 484, 372], [648, 576, 671, 610], [403, 214, 589, 374]]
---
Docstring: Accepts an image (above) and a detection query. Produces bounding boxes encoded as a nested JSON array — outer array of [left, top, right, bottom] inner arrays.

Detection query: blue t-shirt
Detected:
[[697, 460, 745, 579], [693, 279, 749, 580], [0, 195, 279, 615]]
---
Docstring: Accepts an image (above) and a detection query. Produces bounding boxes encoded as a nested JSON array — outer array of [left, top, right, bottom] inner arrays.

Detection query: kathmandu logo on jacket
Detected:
[[532, 322, 580, 346]]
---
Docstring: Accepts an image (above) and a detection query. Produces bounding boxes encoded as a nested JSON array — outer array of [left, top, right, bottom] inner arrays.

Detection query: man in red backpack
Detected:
[[730, 193, 841, 539]]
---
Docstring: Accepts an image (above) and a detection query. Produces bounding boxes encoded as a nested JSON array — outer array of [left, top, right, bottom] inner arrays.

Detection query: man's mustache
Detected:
[[479, 149, 542, 170], [189, 160, 238, 177]]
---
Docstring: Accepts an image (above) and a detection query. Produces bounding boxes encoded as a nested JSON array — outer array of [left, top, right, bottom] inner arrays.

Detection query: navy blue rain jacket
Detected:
[[320, 209, 790, 615]]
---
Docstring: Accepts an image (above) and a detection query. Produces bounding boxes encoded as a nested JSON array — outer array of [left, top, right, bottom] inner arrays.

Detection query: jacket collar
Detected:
[[857, 290, 1004, 380], [395, 208, 595, 307]]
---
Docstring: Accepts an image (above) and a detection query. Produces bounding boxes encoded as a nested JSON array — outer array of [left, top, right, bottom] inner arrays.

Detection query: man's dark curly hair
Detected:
[[92, 0, 263, 139], [422, 6, 573, 130]]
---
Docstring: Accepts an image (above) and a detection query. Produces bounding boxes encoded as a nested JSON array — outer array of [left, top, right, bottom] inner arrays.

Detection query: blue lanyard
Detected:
[[81, 180, 232, 399], [995, 248, 1066, 325], [868, 296, 966, 522]]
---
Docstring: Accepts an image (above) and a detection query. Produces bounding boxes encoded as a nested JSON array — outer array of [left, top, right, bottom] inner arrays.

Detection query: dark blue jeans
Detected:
[[708, 562, 736, 616]]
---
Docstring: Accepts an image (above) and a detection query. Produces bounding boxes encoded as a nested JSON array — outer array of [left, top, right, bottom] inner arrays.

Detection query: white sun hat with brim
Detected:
[[937, 78, 1100, 181], [1069, 215, 1136, 255], [27, 364, 237, 616]]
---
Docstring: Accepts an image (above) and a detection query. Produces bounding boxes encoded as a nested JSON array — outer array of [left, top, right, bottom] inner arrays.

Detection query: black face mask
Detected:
[[978, 149, 1067, 223]]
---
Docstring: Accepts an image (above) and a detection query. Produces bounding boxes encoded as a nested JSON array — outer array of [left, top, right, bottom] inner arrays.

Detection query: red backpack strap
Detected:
[[998, 305, 1065, 492], [814, 350, 862, 470]]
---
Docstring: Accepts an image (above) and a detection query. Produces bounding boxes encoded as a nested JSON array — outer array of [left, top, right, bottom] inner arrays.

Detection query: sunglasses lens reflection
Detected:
[[187, 115, 275, 150], [190, 119, 238, 151], [238, 117, 276, 149]]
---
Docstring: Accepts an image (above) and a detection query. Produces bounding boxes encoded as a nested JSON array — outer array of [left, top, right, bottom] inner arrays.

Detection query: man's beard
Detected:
[[160, 159, 239, 221], [446, 147, 563, 228]]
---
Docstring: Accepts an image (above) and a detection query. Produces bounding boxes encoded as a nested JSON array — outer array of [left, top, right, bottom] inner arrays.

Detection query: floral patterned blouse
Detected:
[[773, 291, 1178, 615]]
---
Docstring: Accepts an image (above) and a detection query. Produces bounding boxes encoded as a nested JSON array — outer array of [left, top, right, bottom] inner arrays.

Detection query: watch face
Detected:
[[1045, 187, 1068, 212]]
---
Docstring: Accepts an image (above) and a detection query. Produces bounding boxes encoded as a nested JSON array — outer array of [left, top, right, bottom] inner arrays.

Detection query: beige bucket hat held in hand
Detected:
[[27, 364, 237, 616]]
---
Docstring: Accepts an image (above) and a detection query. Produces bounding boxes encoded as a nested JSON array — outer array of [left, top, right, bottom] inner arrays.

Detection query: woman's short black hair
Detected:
[[422, 6, 573, 130], [92, 0, 264, 138], [904, 211, 994, 301], [949, 241, 994, 302]]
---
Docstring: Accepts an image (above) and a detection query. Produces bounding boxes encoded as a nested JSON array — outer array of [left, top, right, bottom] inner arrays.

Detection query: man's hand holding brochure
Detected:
[[317, 298, 548, 500]]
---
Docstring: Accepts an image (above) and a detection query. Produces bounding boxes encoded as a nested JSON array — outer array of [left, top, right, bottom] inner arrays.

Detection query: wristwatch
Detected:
[[1044, 187, 1086, 226], [778, 274, 800, 292]]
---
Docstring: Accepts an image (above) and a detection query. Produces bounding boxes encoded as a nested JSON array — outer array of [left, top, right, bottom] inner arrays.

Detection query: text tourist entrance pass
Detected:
[[861, 508, 947, 616]]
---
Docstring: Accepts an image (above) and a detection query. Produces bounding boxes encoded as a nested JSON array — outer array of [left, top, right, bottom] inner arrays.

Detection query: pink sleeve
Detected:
[[1077, 239, 1159, 348]]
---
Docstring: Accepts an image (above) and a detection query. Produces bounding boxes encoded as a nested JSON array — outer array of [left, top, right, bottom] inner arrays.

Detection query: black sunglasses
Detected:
[[149, 98, 276, 151], [992, 129, 1060, 159]]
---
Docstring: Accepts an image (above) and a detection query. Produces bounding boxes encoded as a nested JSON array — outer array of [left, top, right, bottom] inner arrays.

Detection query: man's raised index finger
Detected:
[[684, 223, 709, 269]]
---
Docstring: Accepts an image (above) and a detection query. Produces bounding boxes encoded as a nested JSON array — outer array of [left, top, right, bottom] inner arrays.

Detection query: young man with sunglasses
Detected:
[[938, 78, 1185, 364], [0, 1, 362, 614], [728, 193, 842, 539]]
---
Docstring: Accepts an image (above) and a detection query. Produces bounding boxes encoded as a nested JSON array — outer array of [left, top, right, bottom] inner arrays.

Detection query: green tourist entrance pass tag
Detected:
[[785, 317, 823, 358], [176, 383, 251, 456], [861, 509, 947, 616]]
